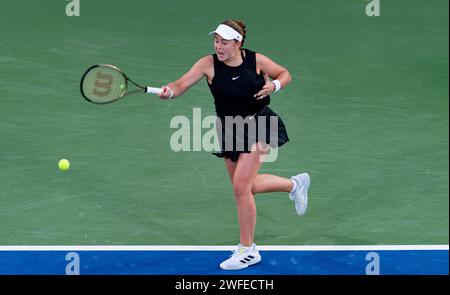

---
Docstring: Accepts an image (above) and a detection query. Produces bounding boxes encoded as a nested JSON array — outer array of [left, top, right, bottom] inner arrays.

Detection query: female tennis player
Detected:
[[159, 20, 310, 270]]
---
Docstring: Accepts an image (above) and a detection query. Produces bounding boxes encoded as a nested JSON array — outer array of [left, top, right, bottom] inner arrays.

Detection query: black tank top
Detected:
[[207, 48, 270, 117]]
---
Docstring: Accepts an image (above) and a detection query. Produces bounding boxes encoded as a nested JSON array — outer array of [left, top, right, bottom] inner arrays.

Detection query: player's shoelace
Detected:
[[229, 246, 247, 258]]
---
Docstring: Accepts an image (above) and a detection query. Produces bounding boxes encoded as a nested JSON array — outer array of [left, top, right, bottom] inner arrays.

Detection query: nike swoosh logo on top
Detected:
[[232, 76, 240, 80]]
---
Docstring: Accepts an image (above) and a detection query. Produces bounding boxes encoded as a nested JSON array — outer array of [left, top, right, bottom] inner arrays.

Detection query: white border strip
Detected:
[[0, 245, 448, 251]]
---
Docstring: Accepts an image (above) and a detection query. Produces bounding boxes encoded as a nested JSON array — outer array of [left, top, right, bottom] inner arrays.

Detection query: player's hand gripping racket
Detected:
[[80, 64, 162, 104]]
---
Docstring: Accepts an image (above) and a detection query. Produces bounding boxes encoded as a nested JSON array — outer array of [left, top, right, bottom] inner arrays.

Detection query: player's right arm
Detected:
[[159, 55, 213, 99]]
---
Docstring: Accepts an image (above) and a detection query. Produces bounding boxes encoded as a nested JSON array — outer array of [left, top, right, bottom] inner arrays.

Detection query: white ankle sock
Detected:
[[290, 179, 298, 193]]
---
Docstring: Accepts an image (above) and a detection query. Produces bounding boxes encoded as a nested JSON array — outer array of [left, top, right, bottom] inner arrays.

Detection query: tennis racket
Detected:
[[80, 64, 162, 104]]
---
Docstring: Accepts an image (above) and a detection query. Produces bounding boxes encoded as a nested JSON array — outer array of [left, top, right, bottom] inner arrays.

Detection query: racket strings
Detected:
[[81, 66, 127, 104]]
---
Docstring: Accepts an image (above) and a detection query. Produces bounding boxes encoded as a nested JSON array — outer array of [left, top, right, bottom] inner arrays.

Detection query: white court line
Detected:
[[0, 245, 448, 251]]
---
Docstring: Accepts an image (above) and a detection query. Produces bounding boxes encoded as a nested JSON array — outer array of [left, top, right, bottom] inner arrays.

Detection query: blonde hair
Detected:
[[221, 19, 246, 47]]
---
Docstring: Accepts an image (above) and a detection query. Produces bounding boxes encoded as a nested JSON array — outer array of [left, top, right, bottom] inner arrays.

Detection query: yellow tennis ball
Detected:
[[58, 159, 70, 171], [119, 84, 125, 90]]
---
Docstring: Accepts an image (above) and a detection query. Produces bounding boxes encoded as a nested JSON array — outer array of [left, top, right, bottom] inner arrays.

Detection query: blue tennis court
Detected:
[[0, 246, 447, 275]]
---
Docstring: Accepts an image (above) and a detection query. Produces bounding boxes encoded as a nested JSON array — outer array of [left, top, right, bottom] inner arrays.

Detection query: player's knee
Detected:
[[233, 182, 251, 199], [251, 179, 259, 194]]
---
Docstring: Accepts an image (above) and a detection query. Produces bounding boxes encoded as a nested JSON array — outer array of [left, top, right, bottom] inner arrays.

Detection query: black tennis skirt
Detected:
[[213, 106, 289, 162]]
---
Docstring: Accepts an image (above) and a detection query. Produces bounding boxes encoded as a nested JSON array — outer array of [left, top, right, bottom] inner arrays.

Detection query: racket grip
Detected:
[[145, 87, 162, 95]]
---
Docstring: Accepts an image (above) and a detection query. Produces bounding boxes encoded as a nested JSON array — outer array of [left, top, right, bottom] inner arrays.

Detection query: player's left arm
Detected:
[[254, 53, 292, 99]]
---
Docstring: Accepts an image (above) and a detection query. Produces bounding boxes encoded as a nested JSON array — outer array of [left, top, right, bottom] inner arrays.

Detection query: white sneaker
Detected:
[[219, 243, 262, 270], [289, 173, 310, 216]]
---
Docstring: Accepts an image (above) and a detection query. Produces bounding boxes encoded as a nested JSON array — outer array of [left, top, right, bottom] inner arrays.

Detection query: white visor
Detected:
[[209, 24, 243, 42]]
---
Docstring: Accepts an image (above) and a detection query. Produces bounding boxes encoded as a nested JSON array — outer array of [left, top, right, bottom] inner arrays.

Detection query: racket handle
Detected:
[[145, 87, 162, 95]]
